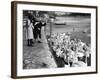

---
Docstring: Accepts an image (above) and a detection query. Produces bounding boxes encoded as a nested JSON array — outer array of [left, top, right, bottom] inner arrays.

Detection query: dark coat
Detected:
[[34, 21, 46, 31]]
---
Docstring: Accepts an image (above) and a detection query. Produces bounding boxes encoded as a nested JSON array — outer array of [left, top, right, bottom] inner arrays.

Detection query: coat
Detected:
[[26, 19, 34, 39]]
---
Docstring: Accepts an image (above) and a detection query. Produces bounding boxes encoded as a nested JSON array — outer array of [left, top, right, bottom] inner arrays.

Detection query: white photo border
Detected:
[[11, 1, 98, 78]]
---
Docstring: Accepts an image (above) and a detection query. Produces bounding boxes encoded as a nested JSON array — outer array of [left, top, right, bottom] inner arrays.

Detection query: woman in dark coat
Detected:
[[33, 19, 46, 43]]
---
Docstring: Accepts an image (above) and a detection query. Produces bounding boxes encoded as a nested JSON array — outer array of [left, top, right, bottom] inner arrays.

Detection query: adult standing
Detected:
[[26, 18, 34, 46], [33, 20, 41, 43], [33, 19, 46, 43]]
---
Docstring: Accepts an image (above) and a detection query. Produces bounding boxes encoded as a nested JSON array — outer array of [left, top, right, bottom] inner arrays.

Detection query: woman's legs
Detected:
[[33, 30, 38, 42], [27, 39, 33, 47], [30, 39, 33, 46]]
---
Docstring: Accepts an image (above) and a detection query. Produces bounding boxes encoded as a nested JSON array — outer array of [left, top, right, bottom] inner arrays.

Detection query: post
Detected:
[[50, 18, 54, 45]]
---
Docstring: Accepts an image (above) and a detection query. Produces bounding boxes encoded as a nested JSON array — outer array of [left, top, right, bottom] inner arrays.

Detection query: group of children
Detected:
[[48, 32, 91, 67]]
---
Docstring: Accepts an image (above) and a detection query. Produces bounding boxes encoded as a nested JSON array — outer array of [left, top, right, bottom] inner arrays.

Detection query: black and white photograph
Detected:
[[11, 1, 97, 78], [23, 10, 91, 69]]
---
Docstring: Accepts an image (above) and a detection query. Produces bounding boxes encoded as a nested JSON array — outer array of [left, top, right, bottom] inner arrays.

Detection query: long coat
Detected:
[[26, 19, 34, 40]]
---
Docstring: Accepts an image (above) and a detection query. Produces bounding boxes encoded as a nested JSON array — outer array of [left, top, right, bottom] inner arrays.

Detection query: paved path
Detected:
[[23, 28, 57, 69]]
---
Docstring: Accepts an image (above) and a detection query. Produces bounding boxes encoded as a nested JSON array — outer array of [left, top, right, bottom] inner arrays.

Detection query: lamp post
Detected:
[[50, 18, 54, 37], [49, 17, 54, 45]]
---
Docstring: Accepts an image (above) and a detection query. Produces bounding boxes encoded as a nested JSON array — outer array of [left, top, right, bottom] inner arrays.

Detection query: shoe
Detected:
[[27, 44, 34, 47], [32, 41, 34, 44], [30, 45, 34, 47], [38, 41, 42, 43]]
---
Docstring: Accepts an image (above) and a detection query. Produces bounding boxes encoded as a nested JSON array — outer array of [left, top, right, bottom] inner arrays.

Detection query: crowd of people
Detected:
[[48, 32, 91, 67], [24, 15, 46, 47]]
